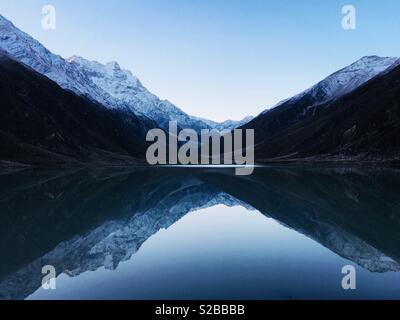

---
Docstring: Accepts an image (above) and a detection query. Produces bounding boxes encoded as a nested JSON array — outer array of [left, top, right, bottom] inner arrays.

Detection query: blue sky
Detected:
[[0, 0, 399, 121]]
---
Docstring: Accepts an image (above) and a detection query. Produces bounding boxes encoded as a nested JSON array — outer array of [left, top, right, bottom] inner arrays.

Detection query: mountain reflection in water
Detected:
[[1, 166, 400, 300]]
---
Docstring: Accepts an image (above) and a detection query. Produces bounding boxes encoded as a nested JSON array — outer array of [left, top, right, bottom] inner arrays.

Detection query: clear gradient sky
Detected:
[[0, 0, 399, 121]]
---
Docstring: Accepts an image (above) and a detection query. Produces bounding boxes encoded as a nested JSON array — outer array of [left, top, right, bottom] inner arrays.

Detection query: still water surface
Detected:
[[0, 166, 399, 300]]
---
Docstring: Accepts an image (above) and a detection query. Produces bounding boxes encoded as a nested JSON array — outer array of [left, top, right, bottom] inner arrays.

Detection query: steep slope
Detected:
[[0, 51, 147, 165], [274, 56, 397, 108], [0, 15, 117, 107], [251, 63, 400, 161], [0, 14, 251, 133], [243, 56, 398, 144], [67, 56, 252, 131]]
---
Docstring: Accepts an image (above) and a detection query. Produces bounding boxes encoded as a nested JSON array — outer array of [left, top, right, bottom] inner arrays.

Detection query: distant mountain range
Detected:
[[1, 167, 399, 299], [0, 14, 250, 134], [1, 13, 400, 165]]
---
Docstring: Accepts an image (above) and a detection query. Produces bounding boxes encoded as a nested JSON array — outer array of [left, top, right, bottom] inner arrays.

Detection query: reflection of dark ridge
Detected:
[[0, 168, 242, 299], [0, 167, 400, 300], [0, 168, 154, 277], [202, 167, 400, 271]]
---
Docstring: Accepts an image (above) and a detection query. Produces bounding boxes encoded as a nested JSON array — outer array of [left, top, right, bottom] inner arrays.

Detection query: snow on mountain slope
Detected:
[[0, 14, 120, 109], [0, 14, 250, 132], [194, 115, 255, 131], [264, 55, 398, 114], [67, 55, 253, 131]]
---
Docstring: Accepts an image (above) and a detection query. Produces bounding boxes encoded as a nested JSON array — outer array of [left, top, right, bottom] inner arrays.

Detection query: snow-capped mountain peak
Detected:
[[265, 55, 399, 114], [316, 55, 399, 99], [0, 15, 125, 110], [67, 55, 145, 100], [68, 55, 252, 131], [0, 13, 251, 132]]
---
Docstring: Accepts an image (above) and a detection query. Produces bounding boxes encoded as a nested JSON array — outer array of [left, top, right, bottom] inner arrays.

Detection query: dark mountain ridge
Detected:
[[243, 64, 400, 162], [0, 52, 150, 165]]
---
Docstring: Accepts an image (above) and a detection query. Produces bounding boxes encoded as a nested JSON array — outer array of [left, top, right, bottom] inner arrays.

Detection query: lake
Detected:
[[0, 166, 399, 300]]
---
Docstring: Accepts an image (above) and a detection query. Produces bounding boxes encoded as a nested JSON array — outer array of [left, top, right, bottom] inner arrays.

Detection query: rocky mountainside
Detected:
[[0, 51, 148, 165], [68, 56, 253, 132], [270, 56, 398, 112], [0, 14, 251, 134], [242, 58, 400, 161]]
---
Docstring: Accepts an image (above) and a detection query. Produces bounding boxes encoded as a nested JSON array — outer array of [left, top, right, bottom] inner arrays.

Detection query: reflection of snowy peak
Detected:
[[325, 228, 400, 273], [68, 55, 252, 131], [0, 168, 399, 300], [288, 216, 400, 273], [0, 176, 248, 300]]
